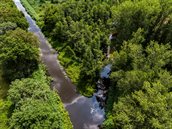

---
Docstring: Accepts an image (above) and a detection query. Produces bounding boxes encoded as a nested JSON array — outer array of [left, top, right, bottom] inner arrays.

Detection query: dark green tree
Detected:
[[111, 0, 172, 46], [103, 81, 172, 129], [0, 28, 39, 82]]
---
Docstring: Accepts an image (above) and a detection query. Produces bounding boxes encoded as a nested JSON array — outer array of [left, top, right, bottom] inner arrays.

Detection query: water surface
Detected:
[[13, 0, 105, 129]]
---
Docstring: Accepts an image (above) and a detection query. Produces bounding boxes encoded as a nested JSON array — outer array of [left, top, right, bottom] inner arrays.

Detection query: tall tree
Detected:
[[8, 66, 73, 129], [0, 28, 39, 82], [103, 81, 172, 129]]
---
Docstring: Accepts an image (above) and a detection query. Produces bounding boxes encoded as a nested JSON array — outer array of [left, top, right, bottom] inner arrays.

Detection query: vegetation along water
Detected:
[[0, 0, 172, 129]]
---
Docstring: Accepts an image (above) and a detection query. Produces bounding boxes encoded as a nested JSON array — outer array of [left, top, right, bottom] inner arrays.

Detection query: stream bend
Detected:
[[13, 0, 105, 129]]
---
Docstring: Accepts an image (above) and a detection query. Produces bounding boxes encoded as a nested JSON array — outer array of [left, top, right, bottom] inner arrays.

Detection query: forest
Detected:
[[21, 0, 172, 128], [0, 0, 172, 128], [0, 0, 72, 128]]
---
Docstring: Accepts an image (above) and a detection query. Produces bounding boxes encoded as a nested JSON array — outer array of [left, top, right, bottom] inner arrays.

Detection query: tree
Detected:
[[104, 34, 172, 128], [0, 0, 28, 30], [110, 40, 172, 93], [0, 100, 11, 129], [0, 28, 39, 82], [103, 81, 172, 129], [41, 0, 112, 94], [111, 0, 172, 46], [8, 66, 73, 129]]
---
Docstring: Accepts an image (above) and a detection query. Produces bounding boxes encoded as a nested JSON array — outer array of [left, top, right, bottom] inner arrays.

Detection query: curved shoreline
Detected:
[[13, 0, 105, 129]]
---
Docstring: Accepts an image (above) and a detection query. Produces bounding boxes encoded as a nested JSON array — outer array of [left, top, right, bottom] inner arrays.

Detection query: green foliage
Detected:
[[8, 66, 73, 129], [39, 0, 112, 94], [0, 1, 29, 128], [66, 63, 81, 84], [0, 69, 9, 100], [103, 82, 172, 129], [111, 0, 172, 46], [0, 28, 39, 82], [20, 0, 40, 20], [0, 0, 28, 30], [0, 100, 11, 129], [19, 0, 172, 128], [104, 39, 172, 128], [0, 1, 72, 129], [103, 2, 172, 126], [20, 0, 113, 95], [0, 22, 17, 35]]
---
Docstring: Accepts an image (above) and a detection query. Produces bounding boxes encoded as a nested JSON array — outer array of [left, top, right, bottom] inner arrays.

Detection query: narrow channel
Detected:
[[13, 0, 105, 129]]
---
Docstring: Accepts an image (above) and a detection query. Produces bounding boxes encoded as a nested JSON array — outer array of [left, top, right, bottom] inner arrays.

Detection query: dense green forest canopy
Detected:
[[8, 66, 72, 129], [42, 0, 112, 84], [0, 0, 72, 128], [0, 28, 39, 82], [104, 0, 172, 128], [21, 0, 172, 128], [22, 0, 114, 95], [0, 0, 28, 31]]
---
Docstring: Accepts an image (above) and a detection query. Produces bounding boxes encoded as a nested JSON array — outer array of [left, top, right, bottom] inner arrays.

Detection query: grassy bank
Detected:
[[20, 0, 39, 20], [59, 53, 95, 96], [20, 0, 95, 97], [56, 43, 95, 97]]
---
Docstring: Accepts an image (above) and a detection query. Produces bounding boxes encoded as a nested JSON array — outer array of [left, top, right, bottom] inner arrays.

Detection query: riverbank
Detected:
[[17, 0, 172, 129], [15, 1, 105, 128], [0, 0, 73, 128], [20, 0, 98, 96], [20, 0, 39, 20]]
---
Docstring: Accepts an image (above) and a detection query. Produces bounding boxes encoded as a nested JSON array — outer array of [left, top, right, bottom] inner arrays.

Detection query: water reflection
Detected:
[[13, 0, 105, 129], [100, 64, 112, 78]]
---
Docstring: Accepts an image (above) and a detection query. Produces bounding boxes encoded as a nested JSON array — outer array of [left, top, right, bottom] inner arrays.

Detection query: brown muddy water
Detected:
[[13, 0, 105, 129]]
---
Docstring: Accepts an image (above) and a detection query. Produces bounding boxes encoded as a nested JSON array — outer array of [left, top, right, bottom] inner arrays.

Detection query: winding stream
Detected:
[[13, 0, 105, 129]]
